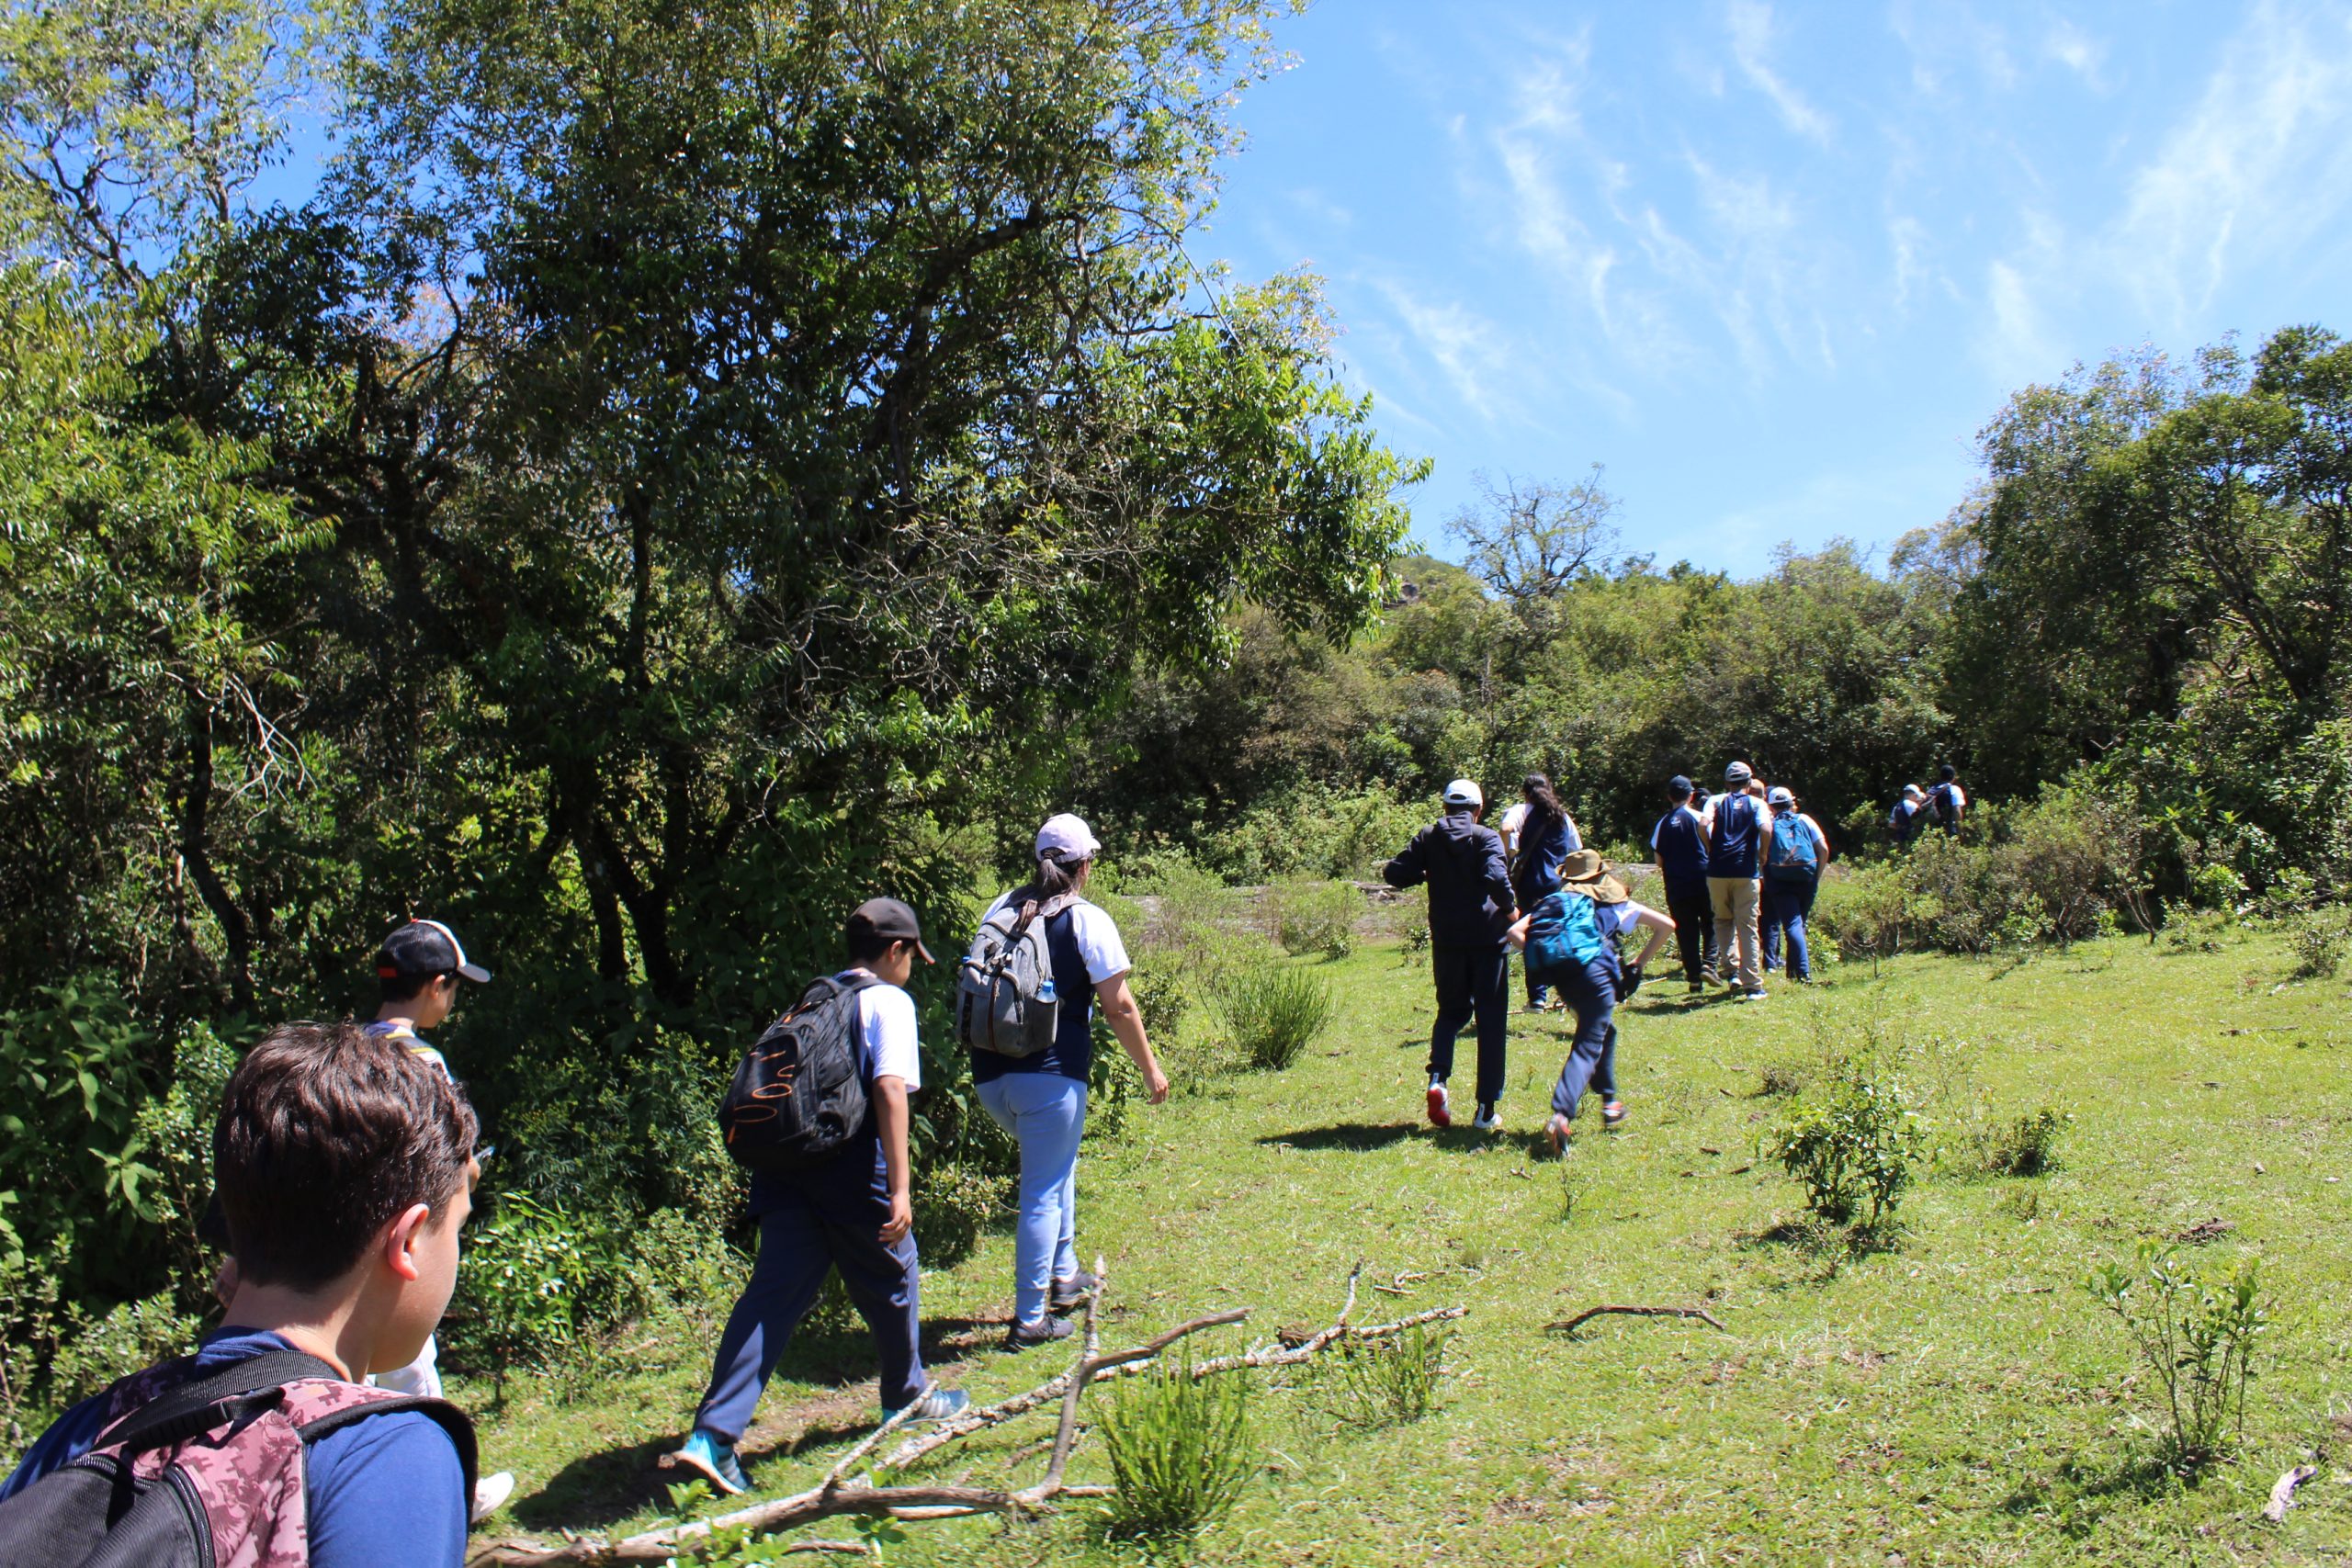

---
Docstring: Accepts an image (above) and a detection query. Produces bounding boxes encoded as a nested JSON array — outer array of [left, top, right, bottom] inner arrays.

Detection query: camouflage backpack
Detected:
[[0, 1348, 476, 1567]]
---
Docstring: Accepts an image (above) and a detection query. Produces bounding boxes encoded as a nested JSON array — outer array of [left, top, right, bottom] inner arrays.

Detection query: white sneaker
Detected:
[[471, 1471, 515, 1522], [1738, 988, 1770, 1004], [1471, 1103, 1501, 1133]]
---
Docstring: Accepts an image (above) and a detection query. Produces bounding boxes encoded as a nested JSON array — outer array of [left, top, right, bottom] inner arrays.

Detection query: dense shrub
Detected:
[[1269, 878, 1361, 960], [1208, 960, 1336, 1071], [1097, 1352, 1258, 1538], [1765, 1054, 1928, 1230]]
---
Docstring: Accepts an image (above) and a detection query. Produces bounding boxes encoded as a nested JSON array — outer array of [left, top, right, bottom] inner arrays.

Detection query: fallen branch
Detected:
[[1547, 1304, 1729, 1337], [471, 1261, 1465, 1566], [2263, 1463, 2318, 1523]]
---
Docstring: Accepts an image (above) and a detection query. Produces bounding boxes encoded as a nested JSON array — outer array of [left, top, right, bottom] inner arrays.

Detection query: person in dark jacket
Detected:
[[1649, 775, 1716, 992], [1509, 773, 1575, 1011], [1384, 778, 1516, 1133]]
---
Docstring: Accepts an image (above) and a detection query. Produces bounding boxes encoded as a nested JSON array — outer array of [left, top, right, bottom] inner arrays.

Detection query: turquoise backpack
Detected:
[[1522, 890, 1608, 981]]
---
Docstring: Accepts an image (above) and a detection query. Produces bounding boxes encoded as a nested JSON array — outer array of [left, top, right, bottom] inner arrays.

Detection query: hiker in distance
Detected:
[[1508, 851, 1675, 1156], [1703, 761, 1773, 1002], [1508, 773, 1577, 1011], [1928, 763, 1967, 836], [961, 815, 1170, 1351], [1760, 785, 1831, 983], [1888, 783, 1927, 846], [1384, 778, 1516, 1132], [0, 1025, 482, 1567], [674, 898, 967, 1498], [1649, 774, 1716, 994]]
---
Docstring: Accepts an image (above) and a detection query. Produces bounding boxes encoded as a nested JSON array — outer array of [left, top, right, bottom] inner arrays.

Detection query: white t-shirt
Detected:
[[847, 979, 922, 1089], [1498, 802, 1528, 857], [979, 892, 1132, 987]]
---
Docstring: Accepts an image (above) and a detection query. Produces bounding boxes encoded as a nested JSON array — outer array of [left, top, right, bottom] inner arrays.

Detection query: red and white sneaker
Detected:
[[1425, 1077, 1452, 1128]]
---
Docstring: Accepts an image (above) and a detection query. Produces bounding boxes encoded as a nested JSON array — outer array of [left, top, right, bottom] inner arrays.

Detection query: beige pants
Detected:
[[1708, 876, 1763, 990]]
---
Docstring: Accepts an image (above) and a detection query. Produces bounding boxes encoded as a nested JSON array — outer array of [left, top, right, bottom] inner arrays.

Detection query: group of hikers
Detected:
[[0, 768, 1964, 1562]]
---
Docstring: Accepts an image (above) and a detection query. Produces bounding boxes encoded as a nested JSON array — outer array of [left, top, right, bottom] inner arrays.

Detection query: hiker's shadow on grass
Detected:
[[775, 1314, 1001, 1386], [510, 1434, 674, 1529], [1257, 1122, 1420, 1152]]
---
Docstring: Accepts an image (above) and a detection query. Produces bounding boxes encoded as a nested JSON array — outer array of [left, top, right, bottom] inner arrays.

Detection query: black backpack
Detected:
[[719, 975, 880, 1174], [0, 1349, 475, 1568]]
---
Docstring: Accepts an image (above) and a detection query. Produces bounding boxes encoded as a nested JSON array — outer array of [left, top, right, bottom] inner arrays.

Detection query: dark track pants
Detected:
[[695, 1144, 927, 1439], [1664, 882, 1715, 985], [1428, 943, 1510, 1106], [1762, 874, 1818, 980], [1549, 957, 1619, 1118]]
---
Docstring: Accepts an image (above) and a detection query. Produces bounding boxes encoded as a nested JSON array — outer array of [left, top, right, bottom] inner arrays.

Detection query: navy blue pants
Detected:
[[1761, 874, 1817, 980], [695, 1142, 927, 1440], [1429, 943, 1510, 1106], [1664, 881, 1715, 985], [1548, 957, 1620, 1118]]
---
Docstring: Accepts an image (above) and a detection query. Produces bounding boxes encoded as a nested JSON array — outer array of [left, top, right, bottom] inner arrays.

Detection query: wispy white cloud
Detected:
[[2107, 2, 2352, 327], [1887, 0, 2018, 98], [1727, 0, 1834, 142], [2043, 20, 2108, 89], [1369, 279, 1526, 426], [1982, 257, 2057, 385]]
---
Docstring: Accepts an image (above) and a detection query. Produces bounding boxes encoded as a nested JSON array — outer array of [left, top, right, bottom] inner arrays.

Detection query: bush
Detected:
[[2086, 1243, 2267, 1472], [1207, 960, 1335, 1071], [1976, 1107, 2070, 1176], [1299, 1323, 1449, 1430], [910, 1161, 1004, 1272], [2286, 910, 2349, 980], [444, 1190, 599, 1397], [1765, 1054, 1927, 1230], [1269, 878, 1360, 960], [1096, 1352, 1257, 1538]]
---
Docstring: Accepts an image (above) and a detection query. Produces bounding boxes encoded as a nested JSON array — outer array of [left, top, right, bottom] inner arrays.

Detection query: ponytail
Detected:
[[1522, 773, 1566, 827], [1032, 853, 1084, 902]]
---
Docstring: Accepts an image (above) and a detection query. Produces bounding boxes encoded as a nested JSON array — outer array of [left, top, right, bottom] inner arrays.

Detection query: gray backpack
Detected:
[[956, 890, 1075, 1056]]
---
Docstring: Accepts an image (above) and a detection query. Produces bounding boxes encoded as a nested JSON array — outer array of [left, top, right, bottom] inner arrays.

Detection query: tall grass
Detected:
[[1096, 1352, 1258, 1538], [1207, 959, 1336, 1070]]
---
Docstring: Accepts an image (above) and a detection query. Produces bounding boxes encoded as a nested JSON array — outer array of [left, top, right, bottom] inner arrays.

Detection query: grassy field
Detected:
[[464, 915, 2352, 1566]]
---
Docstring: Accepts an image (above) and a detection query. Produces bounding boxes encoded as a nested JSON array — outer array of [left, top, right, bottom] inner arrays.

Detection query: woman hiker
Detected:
[[1509, 773, 1576, 1012], [1509, 851, 1674, 1156], [968, 815, 1171, 1349], [1760, 784, 1830, 983]]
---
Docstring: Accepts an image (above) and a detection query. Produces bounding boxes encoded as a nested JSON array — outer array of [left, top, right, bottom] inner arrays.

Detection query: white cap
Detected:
[[1767, 785, 1794, 807], [1904, 784, 1926, 800], [1035, 812, 1102, 864], [1442, 778, 1483, 809]]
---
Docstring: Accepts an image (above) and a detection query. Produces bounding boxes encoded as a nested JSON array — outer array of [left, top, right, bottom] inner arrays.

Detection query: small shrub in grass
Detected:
[[2086, 1243, 2267, 1472], [2287, 912, 2348, 979], [1303, 1324, 1450, 1430], [1270, 879, 1360, 960], [1764, 1055, 1926, 1232], [1978, 1108, 2070, 1176], [1208, 960, 1335, 1071], [1756, 1059, 1807, 1098], [1097, 1352, 1257, 1539]]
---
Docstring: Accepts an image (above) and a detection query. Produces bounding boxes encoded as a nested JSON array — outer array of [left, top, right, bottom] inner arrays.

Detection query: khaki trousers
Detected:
[[1707, 875, 1763, 990]]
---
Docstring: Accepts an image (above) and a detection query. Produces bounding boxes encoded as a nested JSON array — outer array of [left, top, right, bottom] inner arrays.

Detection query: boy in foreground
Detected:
[[1384, 778, 1517, 1132], [0, 1024, 482, 1566], [669, 898, 967, 1496]]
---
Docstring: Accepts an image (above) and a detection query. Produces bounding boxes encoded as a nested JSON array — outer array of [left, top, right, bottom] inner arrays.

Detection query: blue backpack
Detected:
[[1521, 890, 1608, 982], [1768, 812, 1818, 876]]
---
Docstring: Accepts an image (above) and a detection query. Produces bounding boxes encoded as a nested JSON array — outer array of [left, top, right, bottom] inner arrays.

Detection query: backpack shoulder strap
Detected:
[[287, 1386, 479, 1499], [96, 1351, 341, 1454]]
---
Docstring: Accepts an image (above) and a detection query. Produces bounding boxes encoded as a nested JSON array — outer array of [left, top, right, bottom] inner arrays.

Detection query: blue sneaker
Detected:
[[896, 1385, 970, 1423], [669, 1428, 748, 1496]]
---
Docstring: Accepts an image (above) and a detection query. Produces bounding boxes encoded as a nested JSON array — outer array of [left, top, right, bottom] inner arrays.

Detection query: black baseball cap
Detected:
[[375, 919, 492, 984], [1669, 774, 1694, 795], [846, 898, 934, 964]]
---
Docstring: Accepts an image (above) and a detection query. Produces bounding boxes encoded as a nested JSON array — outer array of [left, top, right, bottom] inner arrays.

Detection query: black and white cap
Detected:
[[375, 919, 492, 985]]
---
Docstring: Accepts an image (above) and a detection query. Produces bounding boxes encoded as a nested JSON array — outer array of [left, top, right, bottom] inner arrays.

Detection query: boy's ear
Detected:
[[381, 1201, 435, 1283]]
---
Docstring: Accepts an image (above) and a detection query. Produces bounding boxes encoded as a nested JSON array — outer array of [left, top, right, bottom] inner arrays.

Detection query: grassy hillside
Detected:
[[467, 920, 2352, 1565]]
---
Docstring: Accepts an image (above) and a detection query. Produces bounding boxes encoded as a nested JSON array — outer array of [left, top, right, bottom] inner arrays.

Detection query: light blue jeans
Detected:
[[977, 1073, 1087, 1326]]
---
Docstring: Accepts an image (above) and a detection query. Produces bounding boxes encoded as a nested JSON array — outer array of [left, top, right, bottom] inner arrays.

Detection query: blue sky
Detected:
[[1201, 0, 2352, 574]]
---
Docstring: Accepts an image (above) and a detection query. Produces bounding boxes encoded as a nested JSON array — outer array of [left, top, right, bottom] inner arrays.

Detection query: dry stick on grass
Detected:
[[474, 1260, 1461, 1567], [2263, 1464, 2319, 1523], [1547, 1304, 1730, 1337]]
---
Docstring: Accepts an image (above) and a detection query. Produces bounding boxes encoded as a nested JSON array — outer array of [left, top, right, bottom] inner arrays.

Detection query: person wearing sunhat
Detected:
[[1509, 852, 1675, 1155], [1384, 778, 1516, 1132], [671, 897, 969, 1498]]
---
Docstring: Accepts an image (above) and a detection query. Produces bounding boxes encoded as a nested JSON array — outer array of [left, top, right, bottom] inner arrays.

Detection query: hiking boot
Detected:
[[1006, 1315, 1076, 1351], [669, 1429, 748, 1496], [1601, 1100, 1629, 1129], [895, 1385, 971, 1423], [1050, 1269, 1101, 1312], [1426, 1077, 1453, 1128], [1471, 1102, 1501, 1133], [1687, 978, 1706, 995], [470, 1471, 515, 1522], [1544, 1112, 1576, 1156]]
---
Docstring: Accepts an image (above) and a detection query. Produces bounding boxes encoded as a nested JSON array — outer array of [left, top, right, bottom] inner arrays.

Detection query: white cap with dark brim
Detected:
[[1442, 778, 1484, 809]]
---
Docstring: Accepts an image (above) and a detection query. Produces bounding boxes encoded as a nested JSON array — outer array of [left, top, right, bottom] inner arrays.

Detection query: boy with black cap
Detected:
[[668, 897, 967, 1497]]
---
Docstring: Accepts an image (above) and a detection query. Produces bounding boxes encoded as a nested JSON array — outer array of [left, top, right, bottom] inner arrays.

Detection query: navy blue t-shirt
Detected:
[[0, 1329, 469, 1567], [1708, 794, 1766, 878], [1650, 806, 1713, 893]]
